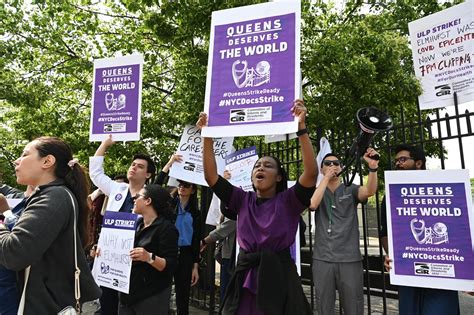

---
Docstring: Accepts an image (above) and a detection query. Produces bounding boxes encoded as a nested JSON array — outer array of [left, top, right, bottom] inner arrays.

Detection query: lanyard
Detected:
[[325, 192, 336, 234]]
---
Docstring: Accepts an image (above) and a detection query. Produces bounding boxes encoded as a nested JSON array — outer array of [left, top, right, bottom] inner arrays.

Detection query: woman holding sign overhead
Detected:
[[197, 99, 316, 315], [118, 184, 178, 315]]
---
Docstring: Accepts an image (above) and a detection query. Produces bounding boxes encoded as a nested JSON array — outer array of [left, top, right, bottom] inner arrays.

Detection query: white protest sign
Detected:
[[206, 146, 259, 225], [408, 2, 474, 110], [169, 125, 234, 187], [6, 199, 23, 209], [92, 211, 138, 294], [226, 146, 259, 191], [264, 133, 297, 144], [205, 193, 222, 226]]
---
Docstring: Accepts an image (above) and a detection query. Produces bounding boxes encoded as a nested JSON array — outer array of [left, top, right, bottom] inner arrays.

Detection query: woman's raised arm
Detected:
[[292, 99, 317, 188], [197, 113, 219, 187]]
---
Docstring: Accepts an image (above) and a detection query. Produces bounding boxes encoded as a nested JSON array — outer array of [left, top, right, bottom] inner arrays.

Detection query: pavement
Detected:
[[178, 290, 474, 314]]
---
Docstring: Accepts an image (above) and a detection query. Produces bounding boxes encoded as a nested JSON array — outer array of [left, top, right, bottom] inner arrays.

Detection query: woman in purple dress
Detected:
[[197, 99, 317, 315]]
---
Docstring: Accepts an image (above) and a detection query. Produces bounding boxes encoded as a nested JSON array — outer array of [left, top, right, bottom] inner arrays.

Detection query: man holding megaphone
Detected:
[[309, 148, 379, 315]]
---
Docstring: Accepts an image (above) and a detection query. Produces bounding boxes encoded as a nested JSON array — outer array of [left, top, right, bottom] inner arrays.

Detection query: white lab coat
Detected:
[[89, 156, 129, 212]]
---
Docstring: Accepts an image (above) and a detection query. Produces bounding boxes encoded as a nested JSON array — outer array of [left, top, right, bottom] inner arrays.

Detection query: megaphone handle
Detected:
[[336, 154, 356, 177], [369, 153, 380, 161]]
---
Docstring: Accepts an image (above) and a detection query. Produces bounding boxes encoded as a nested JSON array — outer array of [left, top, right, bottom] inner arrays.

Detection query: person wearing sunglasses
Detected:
[[197, 99, 316, 314], [309, 148, 379, 315], [154, 154, 201, 315], [379, 144, 459, 315], [118, 185, 178, 315]]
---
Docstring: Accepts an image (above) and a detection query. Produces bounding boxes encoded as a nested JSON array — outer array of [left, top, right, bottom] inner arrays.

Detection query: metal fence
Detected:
[[189, 96, 474, 314]]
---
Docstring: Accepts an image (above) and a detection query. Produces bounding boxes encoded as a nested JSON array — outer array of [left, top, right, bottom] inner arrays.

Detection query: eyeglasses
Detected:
[[394, 156, 414, 164], [178, 182, 192, 188], [132, 193, 146, 201], [323, 160, 341, 167]]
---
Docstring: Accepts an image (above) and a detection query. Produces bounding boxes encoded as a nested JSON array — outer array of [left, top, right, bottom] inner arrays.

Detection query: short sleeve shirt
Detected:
[[312, 183, 363, 262]]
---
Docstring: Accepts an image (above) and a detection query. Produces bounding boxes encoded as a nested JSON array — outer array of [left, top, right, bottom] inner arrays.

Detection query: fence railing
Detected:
[[190, 98, 473, 314]]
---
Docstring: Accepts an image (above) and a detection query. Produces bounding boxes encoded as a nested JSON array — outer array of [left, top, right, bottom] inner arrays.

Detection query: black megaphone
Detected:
[[338, 107, 393, 184]]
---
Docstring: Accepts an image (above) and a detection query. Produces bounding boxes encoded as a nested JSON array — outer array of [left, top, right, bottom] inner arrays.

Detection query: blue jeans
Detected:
[[398, 286, 459, 315], [0, 267, 19, 315]]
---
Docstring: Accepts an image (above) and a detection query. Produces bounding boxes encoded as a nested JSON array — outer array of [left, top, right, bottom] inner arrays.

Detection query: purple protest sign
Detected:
[[385, 170, 474, 291], [202, 1, 301, 137], [90, 55, 143, 142], [102, 211, 138, 231]]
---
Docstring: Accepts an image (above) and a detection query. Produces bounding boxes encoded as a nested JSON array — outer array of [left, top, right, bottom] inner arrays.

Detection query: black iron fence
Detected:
[[190, 97, 474, 314]]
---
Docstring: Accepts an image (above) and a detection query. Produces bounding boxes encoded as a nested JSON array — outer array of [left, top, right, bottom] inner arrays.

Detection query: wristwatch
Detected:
[[148, 252, 155, 264]]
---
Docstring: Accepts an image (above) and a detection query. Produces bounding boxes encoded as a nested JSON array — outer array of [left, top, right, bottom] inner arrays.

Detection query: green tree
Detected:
[[0, 0, 463, 188]]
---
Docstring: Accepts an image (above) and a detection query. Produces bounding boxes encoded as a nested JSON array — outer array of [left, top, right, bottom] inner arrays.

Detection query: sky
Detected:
[[426, 101, 474, 176]]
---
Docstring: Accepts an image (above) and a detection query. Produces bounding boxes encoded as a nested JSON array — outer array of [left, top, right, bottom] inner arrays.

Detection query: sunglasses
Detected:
[[323, 160, 341, 167], [394, 156, 414, 164], [132, 193, 146, 201], [178, 182, 192, 188]]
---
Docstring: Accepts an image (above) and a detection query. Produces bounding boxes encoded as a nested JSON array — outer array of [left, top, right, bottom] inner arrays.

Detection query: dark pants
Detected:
[[100, 286, 119, 315], [174, 246, 194, 315], [220, 258, 233, 303], [399, 286, 459, 315], [0, 268, 19, 315], [0, 285, 19, 315], [119, 286, 171, 315]]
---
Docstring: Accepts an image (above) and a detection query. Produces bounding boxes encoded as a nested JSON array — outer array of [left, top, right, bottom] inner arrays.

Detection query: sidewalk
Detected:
[[182, 291, 474, 314]]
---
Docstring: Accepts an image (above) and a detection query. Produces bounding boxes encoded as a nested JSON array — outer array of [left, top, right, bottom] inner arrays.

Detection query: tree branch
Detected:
[[143, 82, 173, 95], [59, 38, 79, 59], [22, 57, 76, 79], [68, 2, 140, 20]]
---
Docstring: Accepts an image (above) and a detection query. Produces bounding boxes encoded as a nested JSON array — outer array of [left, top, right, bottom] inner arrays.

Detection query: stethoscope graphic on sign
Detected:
[[105, 92, 126, 111], [232, 60, 250, 88], [231, 60, 271, 88], [410, 218, 449, 245]]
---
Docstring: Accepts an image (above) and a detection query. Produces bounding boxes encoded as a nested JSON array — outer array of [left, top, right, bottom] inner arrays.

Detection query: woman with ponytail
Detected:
[[0, 137, 101, 314]]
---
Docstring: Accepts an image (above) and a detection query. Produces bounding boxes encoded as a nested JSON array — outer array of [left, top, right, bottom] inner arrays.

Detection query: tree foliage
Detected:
[[0, 0, 462, 187]]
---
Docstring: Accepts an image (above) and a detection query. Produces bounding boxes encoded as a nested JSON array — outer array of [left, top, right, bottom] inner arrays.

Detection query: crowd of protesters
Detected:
[[0, 100, 469, 315]]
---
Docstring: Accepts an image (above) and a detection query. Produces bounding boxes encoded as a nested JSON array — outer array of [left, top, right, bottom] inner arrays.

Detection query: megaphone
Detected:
[[338, 107, 393, 185], [347, 107, 393, 158]]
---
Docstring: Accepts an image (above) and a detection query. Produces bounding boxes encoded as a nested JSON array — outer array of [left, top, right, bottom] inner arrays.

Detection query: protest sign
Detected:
[[169, 125, 234, 187], [6, 199, 22, 209], [288, 180, 302, 275], [226, 146, 259, 191], [92, 211, 138, 294], [202, 1, 301, 137], [205, 146, 259, 225], [205, 193, 223, 226], [90, 54, 143, 141], [264, 132, 297, 144], [408, 1, 473, 110], [385, 169, 474, 291]]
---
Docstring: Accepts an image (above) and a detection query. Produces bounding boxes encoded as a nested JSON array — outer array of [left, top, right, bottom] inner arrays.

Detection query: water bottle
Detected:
[[3, 210, 19, 230]]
